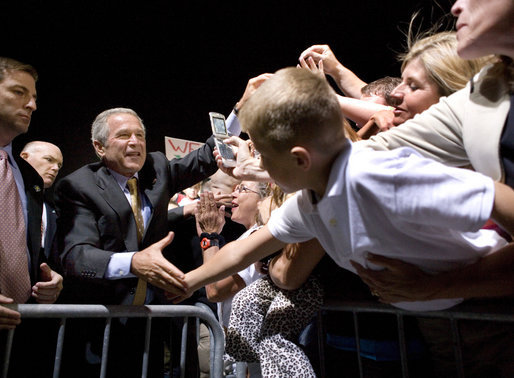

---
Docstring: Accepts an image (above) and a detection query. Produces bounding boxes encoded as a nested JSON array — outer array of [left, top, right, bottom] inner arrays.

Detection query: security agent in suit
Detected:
[[0, 58, 63, 377], [20, 141, 63, 264], [54, 107, 219, 377]]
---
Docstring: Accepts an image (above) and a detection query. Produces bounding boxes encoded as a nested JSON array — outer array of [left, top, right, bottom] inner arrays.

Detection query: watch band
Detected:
[[200, 237, 220, 250], [199, 232, 226, 249]]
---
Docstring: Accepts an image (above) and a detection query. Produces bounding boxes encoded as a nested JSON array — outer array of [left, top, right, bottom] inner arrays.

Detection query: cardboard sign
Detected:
[[165, 136, 204, 159]]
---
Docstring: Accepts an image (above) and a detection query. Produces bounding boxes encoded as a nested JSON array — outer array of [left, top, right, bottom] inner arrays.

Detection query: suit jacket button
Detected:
[[129, 288, 136, 294]]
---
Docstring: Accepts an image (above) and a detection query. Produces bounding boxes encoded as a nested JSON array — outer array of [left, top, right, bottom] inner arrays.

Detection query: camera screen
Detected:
[[213, 117, 227, 135]]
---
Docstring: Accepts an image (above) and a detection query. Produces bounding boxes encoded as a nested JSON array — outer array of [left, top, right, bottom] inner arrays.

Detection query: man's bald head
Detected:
[[20, 141, 63, 188]]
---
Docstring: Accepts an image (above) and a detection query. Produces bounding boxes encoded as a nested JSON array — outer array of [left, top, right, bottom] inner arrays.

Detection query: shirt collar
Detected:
[[0, 143, 18, 169], [312, 142, 353, 202], [108, 168, 139, 190]]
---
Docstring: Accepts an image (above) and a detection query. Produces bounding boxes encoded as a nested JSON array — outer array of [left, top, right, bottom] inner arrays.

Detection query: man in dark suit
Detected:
[[54, 107, 219, 377], [20, 141, 63, 263], [0, 58, 64, 323], [0, 57, 64, 377]]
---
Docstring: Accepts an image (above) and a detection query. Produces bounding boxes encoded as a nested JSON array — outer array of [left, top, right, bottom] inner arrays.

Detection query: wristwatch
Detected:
[[200, 237, 220, 250], [199, 232, 225, 250]]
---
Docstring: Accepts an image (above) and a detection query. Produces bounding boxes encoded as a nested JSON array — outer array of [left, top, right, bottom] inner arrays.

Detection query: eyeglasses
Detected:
[[234, 184, 259, 195]]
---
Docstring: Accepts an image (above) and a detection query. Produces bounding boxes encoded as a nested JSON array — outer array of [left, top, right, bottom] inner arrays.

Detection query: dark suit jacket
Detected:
[[55, 138, 218, 304], [43, 201, 58, 262], [14, 155, 45, 289]]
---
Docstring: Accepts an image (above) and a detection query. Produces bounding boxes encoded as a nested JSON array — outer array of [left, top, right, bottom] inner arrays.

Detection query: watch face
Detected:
[[201, 238, 210, 249]]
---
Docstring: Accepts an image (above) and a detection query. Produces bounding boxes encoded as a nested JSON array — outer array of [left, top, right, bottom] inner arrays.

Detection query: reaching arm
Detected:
[[491, 181, 514, 235], [268, 238, 326, 290], [352, 241, 514, 303], [299, 44, 367, 98], [176, 225, 285, 302], [337, 96, 392, 128], [194, 192, 247, 302]]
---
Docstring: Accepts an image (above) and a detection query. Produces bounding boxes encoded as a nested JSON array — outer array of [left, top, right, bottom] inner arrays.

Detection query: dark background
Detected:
[[4, 0, 454, 179]]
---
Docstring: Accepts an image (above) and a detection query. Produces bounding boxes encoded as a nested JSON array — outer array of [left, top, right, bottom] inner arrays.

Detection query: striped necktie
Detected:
[[126, 177, 147, 305]]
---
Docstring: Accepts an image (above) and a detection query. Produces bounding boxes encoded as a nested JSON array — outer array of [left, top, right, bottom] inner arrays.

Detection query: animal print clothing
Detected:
[[225, 275, 323, 377]]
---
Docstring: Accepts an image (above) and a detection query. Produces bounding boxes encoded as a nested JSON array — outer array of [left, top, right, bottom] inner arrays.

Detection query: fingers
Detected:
[[156, 232, 175, 249], [366, 253, 412, 272], [0, 306, 21, 330], [0, 294, 14, 304], [39, 262, 53, 281]]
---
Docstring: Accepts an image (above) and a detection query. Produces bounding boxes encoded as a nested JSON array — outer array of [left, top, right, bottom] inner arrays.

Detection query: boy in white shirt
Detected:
[[177, 67, 514, 311]]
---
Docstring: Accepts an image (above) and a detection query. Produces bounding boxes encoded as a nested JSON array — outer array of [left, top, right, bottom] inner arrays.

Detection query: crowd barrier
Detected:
[[316, 299, 514, 378], [1, 303, 224, 378]]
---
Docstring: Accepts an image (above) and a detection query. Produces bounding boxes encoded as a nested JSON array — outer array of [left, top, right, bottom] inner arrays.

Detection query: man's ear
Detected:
[[20, 151, 29, 160], [93, 140, 105, 158], [290, 146, 311, 171]]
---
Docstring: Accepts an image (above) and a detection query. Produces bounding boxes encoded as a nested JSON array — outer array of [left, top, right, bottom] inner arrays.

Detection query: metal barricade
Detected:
[[1, 304, 224, 378], [317, 299, 514, 378]]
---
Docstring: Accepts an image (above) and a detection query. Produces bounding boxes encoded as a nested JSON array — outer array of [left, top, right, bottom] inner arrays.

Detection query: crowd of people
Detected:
[[1, 0, 514, 377]]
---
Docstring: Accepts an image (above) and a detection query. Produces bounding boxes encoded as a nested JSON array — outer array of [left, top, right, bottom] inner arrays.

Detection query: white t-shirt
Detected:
[[267, 144, 507, 311], [218, 225, 266, 328]]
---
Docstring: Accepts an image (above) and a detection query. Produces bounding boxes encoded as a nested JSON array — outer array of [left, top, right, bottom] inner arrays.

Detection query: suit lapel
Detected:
[[15, 156, 44, 282], [138, 157, 158, 241], [95, 167, 139, 251]]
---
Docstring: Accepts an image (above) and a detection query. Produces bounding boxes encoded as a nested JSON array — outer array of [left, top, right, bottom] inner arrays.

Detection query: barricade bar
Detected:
[[1, 304, 224, 378]]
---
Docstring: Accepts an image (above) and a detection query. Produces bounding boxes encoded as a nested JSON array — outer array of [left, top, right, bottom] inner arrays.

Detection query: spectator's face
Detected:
[[231, 181, 262, 229], [21, 143, 63, 188], [95, 113, 146, 177], [0, 70, 37, 143], [388, 58, 441, 126], [452, 0, 514, 59]]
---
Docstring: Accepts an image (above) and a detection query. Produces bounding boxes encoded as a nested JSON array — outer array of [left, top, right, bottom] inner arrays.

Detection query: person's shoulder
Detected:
[[348, 146, 424, 180], [55, 161, 104, 192], [473, 62, 511, 101]]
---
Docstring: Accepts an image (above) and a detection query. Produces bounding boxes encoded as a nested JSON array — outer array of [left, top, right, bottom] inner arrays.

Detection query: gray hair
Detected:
[[91, 107, 146, 147]]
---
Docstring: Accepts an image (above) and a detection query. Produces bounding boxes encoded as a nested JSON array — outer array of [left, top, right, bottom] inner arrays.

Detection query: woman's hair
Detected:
[[252, 181, 272, 226], [399, 17, 495, 96]]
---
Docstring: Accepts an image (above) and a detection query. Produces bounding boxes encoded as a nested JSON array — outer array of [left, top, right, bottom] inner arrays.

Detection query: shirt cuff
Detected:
[[105, 252, 137, 279], [226, 111, 241, 136]]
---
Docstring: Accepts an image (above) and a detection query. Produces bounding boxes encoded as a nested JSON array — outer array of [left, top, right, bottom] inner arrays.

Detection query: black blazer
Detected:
[[14, 155, 44, 289], [55, 137, 218, 304]]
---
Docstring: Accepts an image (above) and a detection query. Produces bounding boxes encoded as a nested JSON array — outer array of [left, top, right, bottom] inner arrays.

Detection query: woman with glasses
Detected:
[[195, 181, 270, 376]]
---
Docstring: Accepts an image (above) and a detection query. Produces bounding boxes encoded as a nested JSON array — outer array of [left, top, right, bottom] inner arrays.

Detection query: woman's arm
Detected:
[[268, 238, 326, 290], [351, 242, 514, 302], [299, 44, 367, 98], [194, 192, 247, 302]]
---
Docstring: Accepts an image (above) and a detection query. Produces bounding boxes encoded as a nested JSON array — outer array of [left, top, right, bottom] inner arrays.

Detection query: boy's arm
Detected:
[[491, 181, 514, 235], [179, 225, 285, 300]]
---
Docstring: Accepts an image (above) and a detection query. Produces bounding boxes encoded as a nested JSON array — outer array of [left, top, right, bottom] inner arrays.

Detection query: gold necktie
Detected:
[[126, 177, 147, 305], [0, 150, 31, 303]]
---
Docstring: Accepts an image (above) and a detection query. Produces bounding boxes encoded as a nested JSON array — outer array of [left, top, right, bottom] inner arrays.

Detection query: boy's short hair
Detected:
[[239, 67, 345, 154], [360, 76, 402, 99]]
